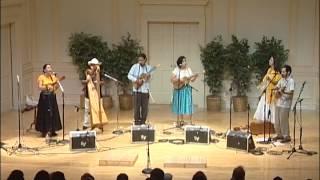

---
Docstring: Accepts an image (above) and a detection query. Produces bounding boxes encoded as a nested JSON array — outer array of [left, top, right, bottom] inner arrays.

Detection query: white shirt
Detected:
[[172, 67, 193, 79], [127, 63, 152, 93], [276, 76, 295, 108]]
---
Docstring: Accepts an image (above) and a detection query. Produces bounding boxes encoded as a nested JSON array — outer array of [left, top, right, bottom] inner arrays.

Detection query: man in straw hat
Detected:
[[82, 58, 104, 130]]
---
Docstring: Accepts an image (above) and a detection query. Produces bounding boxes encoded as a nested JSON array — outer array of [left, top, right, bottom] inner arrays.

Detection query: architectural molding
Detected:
[[0, 0, 23, 8], [139, 0, 208, 6]]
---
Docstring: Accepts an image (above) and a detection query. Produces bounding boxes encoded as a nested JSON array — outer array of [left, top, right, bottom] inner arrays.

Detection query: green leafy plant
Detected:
[[225, 35, 252, 96], [251, 36, 289, 83], [68, 32, 111, 80], [200, 35, 226, 96], [104, 33, 143, 94]]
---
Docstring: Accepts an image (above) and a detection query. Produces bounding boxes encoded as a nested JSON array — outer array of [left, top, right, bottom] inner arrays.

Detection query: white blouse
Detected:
[[172, 67, 193, 80]]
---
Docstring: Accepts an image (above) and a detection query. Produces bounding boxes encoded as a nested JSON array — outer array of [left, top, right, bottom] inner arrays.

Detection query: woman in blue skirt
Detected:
[[171, 56, 198, 127]]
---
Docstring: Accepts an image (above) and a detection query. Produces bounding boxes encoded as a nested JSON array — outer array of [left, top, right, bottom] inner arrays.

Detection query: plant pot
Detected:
[[232, 96, 248, 112], [103, 96, 113, 110], [206, 95, 221, 112], [119, 94, 133, 110]]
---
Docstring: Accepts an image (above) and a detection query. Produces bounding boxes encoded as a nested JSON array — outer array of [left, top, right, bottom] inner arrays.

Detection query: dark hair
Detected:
[[7, 169, 24, 180], [34, 170, 49, 180], [42, 64, 50, 73], [81, 173, 95, 180], [50, 171, 65, 180], [272, 56, 281, 73], [273, 176, 283, 180], [116, 173, 128, 180], [231, 166, 245, 180], [176, 56, 186, 68], [150, 168, 164, 179], [138, 53, 147, 60], [192, 171, 207, 180], [283, 64, 292, 75]]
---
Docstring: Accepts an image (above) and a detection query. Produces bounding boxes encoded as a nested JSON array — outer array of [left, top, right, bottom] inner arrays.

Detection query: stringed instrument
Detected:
[[43, 75, 66, 92], [87, 66, 108, 129], [172, 73, 199, 90], [133, 64, 160, 89]]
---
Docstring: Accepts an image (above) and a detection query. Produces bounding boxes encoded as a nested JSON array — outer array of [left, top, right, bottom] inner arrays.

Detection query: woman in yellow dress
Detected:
[[253, 56, 281, 124], [36, 64, 62, 137]]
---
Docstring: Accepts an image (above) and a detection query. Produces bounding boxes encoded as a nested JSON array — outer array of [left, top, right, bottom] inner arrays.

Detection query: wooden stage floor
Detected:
[[1, 105, 319, 179]]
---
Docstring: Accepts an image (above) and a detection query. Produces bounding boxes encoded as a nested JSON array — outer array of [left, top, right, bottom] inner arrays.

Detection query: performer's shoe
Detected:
[[48, 132, 58, 137], [41, 132, 47, 137], [83, 126, 89, 130], [280, 137, 291, 143], [272, 136, 284, 141]]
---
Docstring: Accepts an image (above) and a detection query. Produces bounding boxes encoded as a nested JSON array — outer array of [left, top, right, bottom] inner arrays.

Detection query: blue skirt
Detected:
[[172, 85, 194, 115]]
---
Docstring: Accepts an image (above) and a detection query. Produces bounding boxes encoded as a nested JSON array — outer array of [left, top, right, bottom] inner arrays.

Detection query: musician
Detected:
[[127, 53, 152, 125], [82, 58, 104, 130], [171, 56, 198, 127], [36, 64, 62, 137], [273, 65, 294, 143], [253, 56, 281, 124]]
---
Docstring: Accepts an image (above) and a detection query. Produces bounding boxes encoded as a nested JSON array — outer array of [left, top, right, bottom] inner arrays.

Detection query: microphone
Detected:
[[298, 98, 304, 103], [302, 81, 306, 87]]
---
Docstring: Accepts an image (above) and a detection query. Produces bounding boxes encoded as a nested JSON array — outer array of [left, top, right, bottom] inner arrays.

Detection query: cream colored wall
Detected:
[[1, 0, 318, 111]]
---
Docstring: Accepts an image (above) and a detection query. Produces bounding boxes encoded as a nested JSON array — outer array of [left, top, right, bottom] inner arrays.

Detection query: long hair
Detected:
[[176, 56, 186, 68]]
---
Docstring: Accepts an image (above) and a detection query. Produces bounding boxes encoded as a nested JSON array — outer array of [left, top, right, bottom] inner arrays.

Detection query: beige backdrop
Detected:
[[1, 0, 319, 112]]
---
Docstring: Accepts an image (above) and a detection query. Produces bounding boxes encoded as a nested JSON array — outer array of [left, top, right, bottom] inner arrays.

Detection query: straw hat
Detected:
[[88, 58, 102, 65]]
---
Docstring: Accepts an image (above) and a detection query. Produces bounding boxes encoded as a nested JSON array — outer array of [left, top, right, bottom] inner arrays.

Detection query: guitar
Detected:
[[44, 75, 66, 92], [172, 73, 199, 90], [133, 64, 160, 89]]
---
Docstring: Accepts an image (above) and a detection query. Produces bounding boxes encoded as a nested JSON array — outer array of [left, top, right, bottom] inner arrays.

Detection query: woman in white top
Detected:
[[171, 56, 198, 127]]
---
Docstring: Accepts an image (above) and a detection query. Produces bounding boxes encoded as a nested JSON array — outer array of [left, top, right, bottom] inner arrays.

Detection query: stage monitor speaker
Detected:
[[226, 130, 255, 152], [131, 125, 155, 143], [69, 131, 96, 151], [185, 125, 210, 144]]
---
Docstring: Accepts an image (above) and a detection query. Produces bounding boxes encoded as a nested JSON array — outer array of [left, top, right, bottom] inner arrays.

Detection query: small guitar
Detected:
[[133, 64, 160, 89], [172, 73, 199, 90]]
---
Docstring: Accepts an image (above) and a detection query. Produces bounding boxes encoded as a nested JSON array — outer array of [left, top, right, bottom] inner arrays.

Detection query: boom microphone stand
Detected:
[[287, 81, 317, 159], [104, 73, 124, 135]]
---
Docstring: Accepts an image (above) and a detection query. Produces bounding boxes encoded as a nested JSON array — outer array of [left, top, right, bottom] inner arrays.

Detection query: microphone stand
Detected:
[[163, 69, 184, 134], [104, 73, 124, 135], [142, 122, 153, 174], [57, 81, 69, 144], [10, 75, 37, 155], [287, 81, 317, 159], [257, 74, 277, 144]]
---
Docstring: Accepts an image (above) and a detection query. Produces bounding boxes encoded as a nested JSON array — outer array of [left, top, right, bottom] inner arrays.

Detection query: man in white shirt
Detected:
[[273, 65, 294, 143], [127, 53, 152, 125]]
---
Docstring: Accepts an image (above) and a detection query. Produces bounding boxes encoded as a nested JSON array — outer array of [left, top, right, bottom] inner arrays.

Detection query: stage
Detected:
[[1, 105, 319, 179]]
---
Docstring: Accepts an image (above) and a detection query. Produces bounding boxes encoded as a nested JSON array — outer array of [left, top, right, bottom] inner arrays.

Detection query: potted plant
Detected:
[[251, 36, 289, 83], [104, 33, 143, 110], [225, 35, 252, 112], [200, 35, 226, 111], [68, 32, 113, 109]]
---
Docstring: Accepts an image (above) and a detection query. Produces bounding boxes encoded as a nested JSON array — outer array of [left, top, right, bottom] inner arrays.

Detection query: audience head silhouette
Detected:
[[231, 166, 245, 180], [192, 171, 207, 180], [7, 169, 24, 180], [34, 170, 49, 180]]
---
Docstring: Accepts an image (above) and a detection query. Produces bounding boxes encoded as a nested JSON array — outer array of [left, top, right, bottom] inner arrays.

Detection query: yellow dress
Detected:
[[261, 68, 281, 104], [37, 74, 59, 93]]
